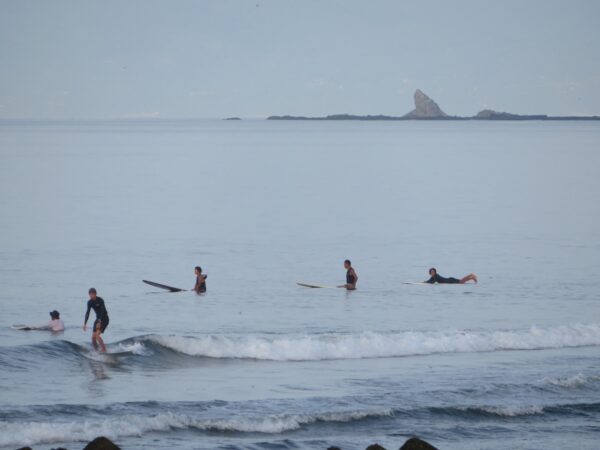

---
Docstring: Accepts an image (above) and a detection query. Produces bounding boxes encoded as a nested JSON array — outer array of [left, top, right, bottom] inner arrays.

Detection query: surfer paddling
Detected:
[[47, 310, 65, 331], [425, 268, 478, 284], [193, 266, 207, 294], [83, 288, 109, 352], [338, 259, 358, 290]]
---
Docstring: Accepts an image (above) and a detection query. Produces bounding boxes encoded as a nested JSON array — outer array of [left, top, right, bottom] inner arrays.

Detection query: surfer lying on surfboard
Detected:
[[12, 310, 65, 331], [425, 267, 478, 284], [337, 259, 358, 290], [47, 310, 65, 331]]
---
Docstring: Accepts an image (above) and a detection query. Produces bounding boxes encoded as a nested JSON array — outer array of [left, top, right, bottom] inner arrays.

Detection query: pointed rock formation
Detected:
[[403, 89, 448, 119]]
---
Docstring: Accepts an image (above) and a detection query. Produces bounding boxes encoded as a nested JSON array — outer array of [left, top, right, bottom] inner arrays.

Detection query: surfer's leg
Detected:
[[96, 333, 106, 353], [96, 320, 107, 352], [90, 320, 99, 350], [460, 273, 478, 284]]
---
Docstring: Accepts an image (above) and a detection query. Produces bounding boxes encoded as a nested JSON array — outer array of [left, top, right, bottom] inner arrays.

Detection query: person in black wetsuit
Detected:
[[338, 259, 358, 290], [193, 266, 207, 294], [425, 268, 478, 284], [83, 287, 109, 352]]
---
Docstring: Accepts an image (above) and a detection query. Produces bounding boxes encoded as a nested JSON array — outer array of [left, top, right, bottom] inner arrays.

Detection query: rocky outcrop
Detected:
[[403, 89, 448, 119], [82, 436, 121, 450], [474, 109, 548, 120]]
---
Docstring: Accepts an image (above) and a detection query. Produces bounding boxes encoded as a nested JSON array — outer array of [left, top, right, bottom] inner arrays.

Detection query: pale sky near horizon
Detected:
[[1, 0, 599, 119]]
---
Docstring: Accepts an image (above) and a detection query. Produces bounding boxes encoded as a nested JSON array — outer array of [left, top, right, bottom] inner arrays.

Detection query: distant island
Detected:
[[268, 89, 600, 121]]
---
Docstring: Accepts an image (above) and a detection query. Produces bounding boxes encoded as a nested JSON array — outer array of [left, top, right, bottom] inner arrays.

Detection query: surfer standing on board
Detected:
[[193, 266, 207, 293], [425, 268, 477, 284], [83, 288, 109, 352], [338, 259, 358, 290]]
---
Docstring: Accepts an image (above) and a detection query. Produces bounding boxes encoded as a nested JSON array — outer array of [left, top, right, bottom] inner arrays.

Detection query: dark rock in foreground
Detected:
[[82, 436, 121, 450], [327, 437, 438, 450], [399, 437, 439, 450]]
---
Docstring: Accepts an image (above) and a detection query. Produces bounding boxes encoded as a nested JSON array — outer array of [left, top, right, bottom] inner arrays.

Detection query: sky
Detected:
[[1, 0, 599, 119]]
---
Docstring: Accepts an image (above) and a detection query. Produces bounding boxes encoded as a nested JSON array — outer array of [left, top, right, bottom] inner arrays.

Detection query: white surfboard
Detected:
[[11, 324, 37, 330]]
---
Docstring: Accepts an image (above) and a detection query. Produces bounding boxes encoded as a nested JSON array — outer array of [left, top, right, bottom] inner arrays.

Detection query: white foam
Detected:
[[0, 409, 392, 447], [114, 341, 148, 355], [474, 405, 545, 417], [148, 323, 600, 361], [543, 373, 599, 388]]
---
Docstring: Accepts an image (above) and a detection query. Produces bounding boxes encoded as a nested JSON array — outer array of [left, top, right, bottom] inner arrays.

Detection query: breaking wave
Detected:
[[2, 323, 599, 367], [144, 323, 600, 361]]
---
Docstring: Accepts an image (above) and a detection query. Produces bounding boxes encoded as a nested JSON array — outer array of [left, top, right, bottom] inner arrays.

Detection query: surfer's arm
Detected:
[[83, 302, 91, 330], [39, 322, 52, 330]]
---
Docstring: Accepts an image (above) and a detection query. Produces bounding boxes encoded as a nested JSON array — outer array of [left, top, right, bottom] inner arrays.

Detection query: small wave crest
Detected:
[[431, 401, 600, 418], [543, 373, 600, 389], [0, 409, 392, 447]]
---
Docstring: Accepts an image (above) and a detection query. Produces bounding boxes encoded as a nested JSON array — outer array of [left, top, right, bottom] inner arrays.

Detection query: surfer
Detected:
[[47, 310, 65, 331], [425, 268, 478, 284], [338, 259, 358, 290], [193, 266, 207, 293], [83, 288, 109, 352]]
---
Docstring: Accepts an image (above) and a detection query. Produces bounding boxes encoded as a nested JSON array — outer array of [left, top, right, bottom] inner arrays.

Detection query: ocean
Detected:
[[0, 119, 599, 450]]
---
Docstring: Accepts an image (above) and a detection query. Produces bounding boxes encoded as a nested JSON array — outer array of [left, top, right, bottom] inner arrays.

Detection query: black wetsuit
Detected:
[[346, 268, 357, 288], [85, 297, 109, 333], [194, 275, 207, 293], [426, 274, 460, 284]]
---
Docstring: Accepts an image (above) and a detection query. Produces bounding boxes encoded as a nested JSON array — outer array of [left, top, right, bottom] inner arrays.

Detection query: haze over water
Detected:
[[1, 119, 599, 449]]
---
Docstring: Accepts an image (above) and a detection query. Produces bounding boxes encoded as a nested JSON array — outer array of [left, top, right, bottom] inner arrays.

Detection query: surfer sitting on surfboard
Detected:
[[338, 259, 358, 290], [83, 288, 109, 352], [193, 266, 207, 294], [425, 268, 478, 284]]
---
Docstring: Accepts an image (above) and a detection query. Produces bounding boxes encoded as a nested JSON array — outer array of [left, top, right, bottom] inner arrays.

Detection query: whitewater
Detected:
[[1, 119, 599, 450]]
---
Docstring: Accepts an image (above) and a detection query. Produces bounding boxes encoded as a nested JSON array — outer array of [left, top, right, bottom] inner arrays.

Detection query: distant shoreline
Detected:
[[267, 114, 600, 121], [267, 89, 600, 121]]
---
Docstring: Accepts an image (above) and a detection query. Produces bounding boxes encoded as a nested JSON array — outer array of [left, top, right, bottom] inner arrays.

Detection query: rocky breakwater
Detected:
[[328, 437, 439, 450]]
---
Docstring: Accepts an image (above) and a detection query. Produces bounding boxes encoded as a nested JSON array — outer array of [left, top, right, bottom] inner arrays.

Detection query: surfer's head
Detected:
[[429, 268, 437, 276], [195, 266, 202, 275], [88, 287, 97, 299], [344, 259, 351, 269], [49, 310, 60, 319]]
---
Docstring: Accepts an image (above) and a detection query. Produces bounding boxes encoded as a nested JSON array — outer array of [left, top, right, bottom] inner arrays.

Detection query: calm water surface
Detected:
[[0, 120, 599, 449]]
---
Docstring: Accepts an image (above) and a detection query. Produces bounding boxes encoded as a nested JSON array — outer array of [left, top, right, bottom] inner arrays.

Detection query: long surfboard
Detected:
[[143, 279, 186, 292], [297, 282, 338, 289], [12, 324, 37, 330]]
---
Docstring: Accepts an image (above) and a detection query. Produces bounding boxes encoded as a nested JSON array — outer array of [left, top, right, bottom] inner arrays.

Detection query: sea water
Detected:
[[0, 119, 599, 450]]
